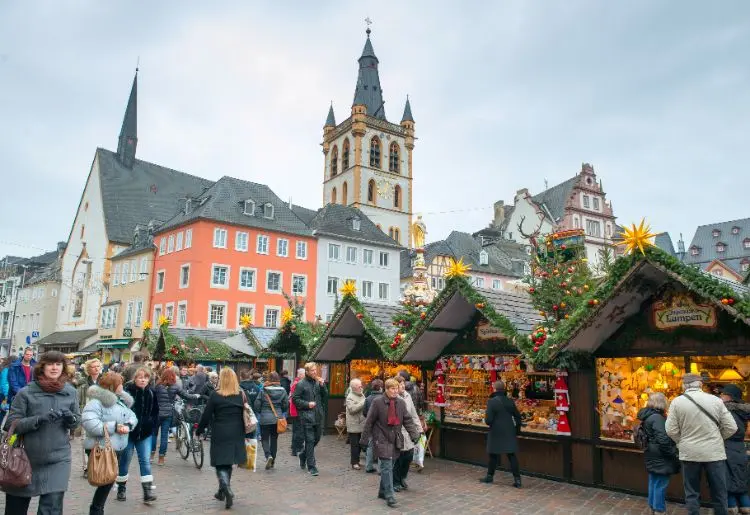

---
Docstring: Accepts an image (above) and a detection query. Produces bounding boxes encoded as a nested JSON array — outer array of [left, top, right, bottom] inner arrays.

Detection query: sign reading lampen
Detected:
[[653, 293, 716, 330]]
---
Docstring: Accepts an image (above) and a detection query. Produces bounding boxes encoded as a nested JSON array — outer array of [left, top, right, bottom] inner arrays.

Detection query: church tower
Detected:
[[116, 69, 138, 168], [322, 27, 414, 246]]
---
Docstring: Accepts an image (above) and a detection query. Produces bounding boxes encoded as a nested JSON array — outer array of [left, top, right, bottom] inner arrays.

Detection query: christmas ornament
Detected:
[[240, 313, 253, 328], [356, 312, 364, 319], [560, 302, 567, 309], [444, 257, 471, 278], [158, 315, 169, 327], [281, 308, 294, 325], [529, 287, 535, 294], [617, 218, 657, 255], [340, 280, 358, 297], [420, 312, 427, 320], [475, 302, 486, 309], [584, 284, 590, 291], [142, 320, 152, 330]]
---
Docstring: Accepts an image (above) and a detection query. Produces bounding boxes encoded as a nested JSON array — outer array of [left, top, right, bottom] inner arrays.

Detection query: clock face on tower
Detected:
[[377, 178, 395, 199]]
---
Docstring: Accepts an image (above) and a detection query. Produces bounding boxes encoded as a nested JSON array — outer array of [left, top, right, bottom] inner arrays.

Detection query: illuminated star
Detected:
[[281, 308, 294, 325], [617, 218, 657, 255], [340, 280, 358, 297], [444, 257, 471, 279]]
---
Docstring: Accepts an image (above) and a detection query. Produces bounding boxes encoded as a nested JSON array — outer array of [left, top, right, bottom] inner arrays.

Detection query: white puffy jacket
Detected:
[[82, 385, 138, 451]]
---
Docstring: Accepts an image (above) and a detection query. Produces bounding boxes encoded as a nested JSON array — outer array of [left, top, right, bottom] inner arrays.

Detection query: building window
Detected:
[[586, 219, 602, 237], [208, 303, 226, 328], [236, 232, 249, 252], [593, 197, 600, 211], [265, 307, 280, 328], [475, 277, 485, 288], [346, 246, 357, 264], [389, 142, 400, 173], [744, 239, 750, 249], [479, 250, 489, 266], [264, 204, 274, 219], [370, 136, 381, 168], [606, 224, 612, 236], [159, 238, 166, 255], [712, 268, 723, 277], [342, 138, 350, 170], [732, 226, 740, 235], [292, 274, 307, 296], [180, 264, 190, 288], [156, 270, 165, 292], [331, 145, 338, 177], [135, 300, 143, 326], [363, 249, 373, 265], [394, 185, 401, 209], [296, 241, 307, 259], [177, 302, 187, 326], [239, 268, 256, 290], [741, 261, 750, 272], [185, 229, 193, 248], [129, 260, 137, 282], [113, 264, 120, 286], [389, 227, 394, 239], [167, 235, 175, 253], [331, 187, 337, 204], [574, 217, 580, 229], [362, 281, 373, 299], [266, 271, 282, 293], [379, 251, 389, 267], [237, 305, 254, 328], [492, 279, 502, 290], [211, 265, 229, 288], [378, 282, 389, 301], [213, 228, 228, 248], [139, 258, 148, 281], [121, 262, 129, 284], [712, 229, 721, 238], [352, 218, 361, 231], [583, 195, 590, 209], [342, 182, 348, 205], [153, 306, 162, 326], [244, 199, 255, 215], [257, 235, 269, 254], [327, 277, 339, 295], [277, 239, 289, 257], [125, 301, 134, 328], [165, 304, 174, 325], [367, 180, 375, 203], [176, 231, 184, 251], [717, 243, 726, 253], [431, 277, 445, 290], [81, 225, 85, 239], [394, 228, 401, 244], [690, 247, 700, 256], [328, 243, 341, 261]]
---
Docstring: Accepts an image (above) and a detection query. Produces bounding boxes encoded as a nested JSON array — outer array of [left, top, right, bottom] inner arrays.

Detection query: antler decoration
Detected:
[[517, 215, 545, 249]]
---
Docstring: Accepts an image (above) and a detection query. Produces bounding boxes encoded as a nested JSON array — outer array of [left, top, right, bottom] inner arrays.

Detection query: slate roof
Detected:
[[401, 98, 414, 123], [480, 288, 542, 334], [654, 232, 676, 256], [302, 203, 401, 248], [352, 33, 386, 120], [97, 148, 214, 244], [157, 176, 312, 237], [531, 176, 578, 222], [290, 204, 318, 226], [361, 302, 401, 338], [684, 217, 750, 274], [422, 231, 527, 278], [325, 105, 336, 127], [400, 249, 413, 279], [37, 329, 98, 346], [112, 225, 156, 260]]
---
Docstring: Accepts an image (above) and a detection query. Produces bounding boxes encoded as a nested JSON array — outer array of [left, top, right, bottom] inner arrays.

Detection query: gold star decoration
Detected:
[[444, 257, 471, 278], [340, 280, 358, 297], [240, 313, 253, 328], [142, 320, 152, 330], [617, 218, 657, 255], [281, 308, 294, 325], [158, 315, 170, 327]]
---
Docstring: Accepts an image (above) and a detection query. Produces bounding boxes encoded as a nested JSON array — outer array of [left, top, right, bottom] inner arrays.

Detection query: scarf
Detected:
[[387, 397, 399, 426], [37, 376, 66, 393]]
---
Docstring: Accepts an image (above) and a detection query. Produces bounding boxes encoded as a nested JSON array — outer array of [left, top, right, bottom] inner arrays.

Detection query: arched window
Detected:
[[394, 185, 402, 209], [342, 138, 350, 170], [367, 179, 376, 203], [342, 181, 348, 205], [331, 145, 338, 177], [331, 187, 337, 204], [389, 142, 400, 173], [388, 227, 395, 239], [394, 228, 401, 244], [370, 136, 381, 168]]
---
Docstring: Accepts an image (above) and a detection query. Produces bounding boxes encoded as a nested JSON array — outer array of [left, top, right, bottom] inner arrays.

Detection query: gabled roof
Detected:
[[97, 148, 214, 244], [684, 217, 750, 273], [653, 232, 676, 256], [157, 176, 312, 237], [302, 203, 401, 248], [531, 176, 579, 222], [423, 231, 527, 278]]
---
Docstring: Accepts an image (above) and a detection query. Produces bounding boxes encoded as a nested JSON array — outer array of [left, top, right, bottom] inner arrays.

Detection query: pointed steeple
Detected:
[[116, 69, 138, 168], [324, 103, 336, 127], [352, 28, 386, 120], [401, 96, 414, 123]]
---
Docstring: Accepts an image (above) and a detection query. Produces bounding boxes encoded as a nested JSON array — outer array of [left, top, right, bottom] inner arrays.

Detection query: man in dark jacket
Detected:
[[280, 370, 291, 395], [292, 362, 328, 476], [121, 352, 147, 385], [720, 384, 750, 514], [480, 381, 523, 488], [188, 365, 208, 394], [7, 347, 35, 405], [360, 378, 421, 508], [364, 379, 384, 473]]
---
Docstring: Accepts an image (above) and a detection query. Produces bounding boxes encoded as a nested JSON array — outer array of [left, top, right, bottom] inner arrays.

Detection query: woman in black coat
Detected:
[[480, 380, 523, 487], [720, 384, 750, 513], [637, 393, 679, 515], [197, 368, 247, 510]]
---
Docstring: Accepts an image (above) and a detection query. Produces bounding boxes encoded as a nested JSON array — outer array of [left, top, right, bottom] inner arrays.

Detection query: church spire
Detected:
[[324, 103, 336, 128], [117, 69, 138, 168], [352, 27, 386, 120], [401, 96, 414, 123]]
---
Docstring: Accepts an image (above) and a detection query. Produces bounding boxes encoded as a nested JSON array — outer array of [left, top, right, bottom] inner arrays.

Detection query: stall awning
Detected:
[[96, 339, 132, 349]]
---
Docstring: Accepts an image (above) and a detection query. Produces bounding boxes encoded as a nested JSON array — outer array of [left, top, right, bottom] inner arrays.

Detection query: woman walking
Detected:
[[637, 392, 680, 515], [720, 384, 750, 514], [393, 374, 423, 490], [82, 372, 138, 515], [116, 367, 159, 504], [196, 367, 247, 509], [345, 378, 366, 470], [253, 371, 289, 470], [3, 351, 80, 515], [152, 368, 199, 466]]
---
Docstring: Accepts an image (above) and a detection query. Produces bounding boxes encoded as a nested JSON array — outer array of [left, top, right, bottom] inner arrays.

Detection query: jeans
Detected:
[[5, 492, 65, 515], [299, 421, 320, 470], [349, 432, 362, 465], [365, 441, 376, 471], [728, 493, 750, 508], [648, 472, 670, 512], [260, 424, 279, 460], [487, 452, 520, 478], [290, 416, 303, 453], [393, 449, 414, 486], [378, 458, 395, 499], [151, 416, 172, 457], [118, 437, 153, 483], [682, 460, 728, 515]]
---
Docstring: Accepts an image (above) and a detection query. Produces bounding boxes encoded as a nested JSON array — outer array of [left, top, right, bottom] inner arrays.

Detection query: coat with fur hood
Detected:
[[82, 385, 138, 451]]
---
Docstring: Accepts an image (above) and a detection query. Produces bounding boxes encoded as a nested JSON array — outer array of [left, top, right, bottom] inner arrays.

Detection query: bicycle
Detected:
[[174, 398, 206, 469]]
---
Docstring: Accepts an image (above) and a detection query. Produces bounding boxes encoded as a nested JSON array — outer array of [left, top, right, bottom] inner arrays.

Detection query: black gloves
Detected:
[[61, 409, 78, 427], [38, 410, 63, 426]]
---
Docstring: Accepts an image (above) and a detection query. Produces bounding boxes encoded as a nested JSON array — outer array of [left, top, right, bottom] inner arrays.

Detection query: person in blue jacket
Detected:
[[7, 347, 36, 406], [0, 358, 11, 413]]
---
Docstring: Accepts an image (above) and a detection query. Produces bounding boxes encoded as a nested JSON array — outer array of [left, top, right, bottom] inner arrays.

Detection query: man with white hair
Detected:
[[189, 364, 207, 394], [346, 379, 366, 469], [666, 373, 737, 515], [289, 368, 306, 456]]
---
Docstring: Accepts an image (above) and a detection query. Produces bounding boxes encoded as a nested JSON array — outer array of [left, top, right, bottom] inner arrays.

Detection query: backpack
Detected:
[[633, 422, 649, 450]]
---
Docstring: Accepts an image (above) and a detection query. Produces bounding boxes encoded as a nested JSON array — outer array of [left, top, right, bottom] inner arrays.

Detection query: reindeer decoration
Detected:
[[517, 215, 546, 250]]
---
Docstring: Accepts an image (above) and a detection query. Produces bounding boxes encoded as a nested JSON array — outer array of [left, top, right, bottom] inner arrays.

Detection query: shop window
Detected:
[[328, 363, 347, 397]]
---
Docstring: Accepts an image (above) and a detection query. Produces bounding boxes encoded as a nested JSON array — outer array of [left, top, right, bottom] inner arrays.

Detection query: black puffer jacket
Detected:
[[724, 401, 750, 494], [125, 382, 159, 442], [253, 384, 289, 426], [292, 376, 328, 426], [637, 407, 680, 476], [154, 382, 195, 419]]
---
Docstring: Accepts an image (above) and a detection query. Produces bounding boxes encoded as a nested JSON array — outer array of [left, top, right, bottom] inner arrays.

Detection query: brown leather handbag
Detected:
[[265, 393, 288, 434], [87, 424, 119, 487], [0, 421, 32, 489]]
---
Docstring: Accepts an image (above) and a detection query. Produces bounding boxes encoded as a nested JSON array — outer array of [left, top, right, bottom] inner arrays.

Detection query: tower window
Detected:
[[331, 145, 338, 177], [394, 185, 402, 209], [331, 187, 337, 204], [393, 228, 401, 244], [370, 137, 381, 168], [389, 143, 400, 173], [342, 182, 348, 205], [367, 179, 376, 203], [342, 138, 350, 170]]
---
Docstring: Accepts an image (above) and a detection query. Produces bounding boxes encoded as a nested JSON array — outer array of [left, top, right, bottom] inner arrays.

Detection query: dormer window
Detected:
[[479, 250, 489, 266], [732, 226, 741, 235], [712, 229, 721, 238], [744, 238, 750, 249], [741, 259, 750, 272], [690, 246, 700, 256], [716, 243, 726, 253], [352, 218, 361, 231], [243, 200, 255, 216], [263, 203, 274, 219]]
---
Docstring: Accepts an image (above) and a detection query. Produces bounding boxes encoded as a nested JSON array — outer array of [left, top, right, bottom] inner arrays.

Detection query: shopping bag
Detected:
[[412, 434, 426, 468], [241, 438, 258, 472]]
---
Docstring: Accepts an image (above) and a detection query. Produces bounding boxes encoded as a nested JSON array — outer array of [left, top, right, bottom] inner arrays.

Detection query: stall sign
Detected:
[[653, 293, 716, 330], [477, 321, 505, 341]]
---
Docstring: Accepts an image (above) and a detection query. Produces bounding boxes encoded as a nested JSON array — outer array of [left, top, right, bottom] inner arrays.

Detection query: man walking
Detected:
[[292, 362, 327, 476], [188, 364, 207, 394], [7, 347, 35, 405], [666, 373, 737, 515], [289, 368, 305, 456], [480, 380, 523, 488], [363, 379, 384, 473]]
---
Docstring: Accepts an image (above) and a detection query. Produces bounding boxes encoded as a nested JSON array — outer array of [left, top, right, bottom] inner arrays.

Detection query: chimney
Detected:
[[289, 197, 293, 210], [493, 201, 505, 228], [56, 241, 66, 258]]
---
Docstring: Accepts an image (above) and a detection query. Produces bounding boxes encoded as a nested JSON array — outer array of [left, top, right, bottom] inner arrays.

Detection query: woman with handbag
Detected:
[[3, 350, 80, 515], [196, 367, 247, 509], [151, 368, 200, 466], [81, 372, 138, 515], [253, 371, 289, 470]]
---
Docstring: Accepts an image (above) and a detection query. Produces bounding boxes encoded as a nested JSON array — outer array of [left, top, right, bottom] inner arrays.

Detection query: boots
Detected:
[[88, 505, 104, 515], [738, 508, 750, 514], [479, 474, 494, 483], [513, 476, 522, 488], [158, 455, 165, 466], [218, 468, 234, 509], [142, 481, 157, 504], [116, 482, 126, 502]]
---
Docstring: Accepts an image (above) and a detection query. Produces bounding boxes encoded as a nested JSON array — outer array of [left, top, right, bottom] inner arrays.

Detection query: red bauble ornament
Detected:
[[420, 312, 427, 319], [568, 267, 574, 273], [728, 298, 735, 305], [560, 244, 567, 250], [529, 287, 535, 294], [553, 305, 559, 311], [533, 346, 540, 352], [390, 342, 398, 349], [356, 313, 364, 319], [560, 281, 568, 288], [588, 299, 595, 306]]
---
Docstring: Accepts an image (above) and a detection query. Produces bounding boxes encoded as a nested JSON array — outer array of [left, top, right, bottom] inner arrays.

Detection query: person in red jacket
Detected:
[[289, 368, 305, 456]]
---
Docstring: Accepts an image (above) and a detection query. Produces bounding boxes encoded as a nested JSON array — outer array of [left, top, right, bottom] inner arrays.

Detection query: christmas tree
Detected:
[[390, 293, 430, 348]]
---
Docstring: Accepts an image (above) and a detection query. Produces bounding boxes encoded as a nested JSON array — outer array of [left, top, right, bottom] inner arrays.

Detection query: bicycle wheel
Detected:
[[176, 422, 190, 460], [192, 434, 204, 469]]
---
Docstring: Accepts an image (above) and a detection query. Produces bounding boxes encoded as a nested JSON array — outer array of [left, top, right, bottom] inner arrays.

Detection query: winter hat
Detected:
[[722, 384, 743, 402], [682, 373, 702, 386]]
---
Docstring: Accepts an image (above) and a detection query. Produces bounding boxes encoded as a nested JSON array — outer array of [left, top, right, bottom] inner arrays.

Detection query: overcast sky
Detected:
[[1, 2, 749, 259]]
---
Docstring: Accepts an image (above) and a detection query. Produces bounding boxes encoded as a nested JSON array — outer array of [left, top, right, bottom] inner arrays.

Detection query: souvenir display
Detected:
[[349, 360, 423, 390]]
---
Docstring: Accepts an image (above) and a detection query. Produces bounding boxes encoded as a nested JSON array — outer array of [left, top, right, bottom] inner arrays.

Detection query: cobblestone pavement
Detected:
[[2, 434, 712, 515]]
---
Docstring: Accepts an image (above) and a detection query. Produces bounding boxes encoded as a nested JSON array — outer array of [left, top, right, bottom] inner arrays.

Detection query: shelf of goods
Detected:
[[349, 359, 423, 389]]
